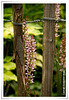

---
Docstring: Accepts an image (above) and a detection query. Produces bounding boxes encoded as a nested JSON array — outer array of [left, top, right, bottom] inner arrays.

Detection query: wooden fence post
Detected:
[[12, 4, 26, 96], [42, 4, 55, 96]]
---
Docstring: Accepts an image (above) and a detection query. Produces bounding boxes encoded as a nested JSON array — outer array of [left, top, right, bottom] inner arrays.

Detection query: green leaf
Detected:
[[4, 7, 12, 14], [52, 92, 58, 96], [10, 81, 18, 96], [30, 82, 41, 90], [4, 14, 12, 18], [35, 60, 42, 68], [27, 23, 43, 36], [3, 22, 13, 39], [36, 42, 42, 49], [4, 62, 16, 70], [28, 28, 43, 36], [61, 28, 66, 33], [4, 71, 17, 81], [28, 23, 42, 29], [4, 56, 12, 62], [30, 82, 41, 96], [35, 53, 43, 62]]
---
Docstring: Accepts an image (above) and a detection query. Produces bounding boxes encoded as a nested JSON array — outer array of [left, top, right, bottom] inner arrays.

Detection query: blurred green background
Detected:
[[3, 4, 66, 97]]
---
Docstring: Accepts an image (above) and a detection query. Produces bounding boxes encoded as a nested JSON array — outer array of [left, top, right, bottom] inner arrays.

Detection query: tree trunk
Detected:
[[12, 4, 26, 96], [42, 4, 55, 96]]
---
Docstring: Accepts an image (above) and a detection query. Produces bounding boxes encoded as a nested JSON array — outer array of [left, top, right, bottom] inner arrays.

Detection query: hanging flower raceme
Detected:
[[59, 34, 66, 69], [23, 21, 36, 95], [55, 4, 60, 37]]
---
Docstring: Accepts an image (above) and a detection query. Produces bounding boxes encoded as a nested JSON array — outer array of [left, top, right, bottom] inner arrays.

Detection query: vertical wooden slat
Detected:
[[12, 4, 26, 96], [42, 4, 55, 96]]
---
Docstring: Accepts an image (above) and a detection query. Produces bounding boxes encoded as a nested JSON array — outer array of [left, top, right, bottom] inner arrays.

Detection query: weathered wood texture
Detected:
[[12, 4, 26, 96], [42, 4, 55, 96]]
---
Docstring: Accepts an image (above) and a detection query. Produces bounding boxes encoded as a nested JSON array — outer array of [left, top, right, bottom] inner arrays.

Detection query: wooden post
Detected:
[[12, 4, 26, 96], [42, 4, 55, 96]]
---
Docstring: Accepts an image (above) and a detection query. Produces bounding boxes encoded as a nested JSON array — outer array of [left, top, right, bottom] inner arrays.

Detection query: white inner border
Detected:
[[0, 0, 68, 100]]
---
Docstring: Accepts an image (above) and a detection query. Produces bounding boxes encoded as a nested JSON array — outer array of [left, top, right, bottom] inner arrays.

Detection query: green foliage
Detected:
[[60, 4, 66, 19], [4, 71, 17, 81], [3, 56, 17, 82], [4, 62, 16, 70], [30, 82, 41, 96], [4, 56, 12, 62], [35, 53, 43, 62], [28, 23, 43, 36], [3, 22, 13, 39], [36, 42, 43, 50], [10, 81, 18, 96], [35, 60, 42, 68], [23, 4, 43, 20], [4, 6, 12, 20], [28, 23, 42, 29]]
